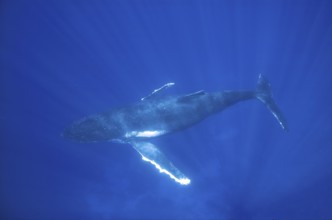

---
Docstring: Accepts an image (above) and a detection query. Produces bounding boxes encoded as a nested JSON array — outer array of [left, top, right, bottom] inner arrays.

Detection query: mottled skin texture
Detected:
[[63, 76, 287, 185], [63, 90, 255, 143]]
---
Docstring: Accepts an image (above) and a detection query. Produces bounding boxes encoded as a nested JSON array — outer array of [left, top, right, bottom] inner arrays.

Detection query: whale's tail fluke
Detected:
[[255, 74, 288, 131]]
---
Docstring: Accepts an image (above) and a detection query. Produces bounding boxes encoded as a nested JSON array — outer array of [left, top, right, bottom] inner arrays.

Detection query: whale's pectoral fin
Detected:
[[141, 82, 175, 101], [130, 141, 191, 185], [177, 90, 206, 103]]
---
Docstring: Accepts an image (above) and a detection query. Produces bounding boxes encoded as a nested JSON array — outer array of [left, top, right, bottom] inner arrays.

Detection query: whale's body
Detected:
[[63, 75, 287, 185]]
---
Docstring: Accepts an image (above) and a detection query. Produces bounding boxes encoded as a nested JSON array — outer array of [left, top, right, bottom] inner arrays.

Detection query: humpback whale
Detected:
[[63, 75, 288, 185]]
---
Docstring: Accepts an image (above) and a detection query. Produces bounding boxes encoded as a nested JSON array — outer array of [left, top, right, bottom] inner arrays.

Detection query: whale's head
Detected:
[[62, 115, 122, 143]]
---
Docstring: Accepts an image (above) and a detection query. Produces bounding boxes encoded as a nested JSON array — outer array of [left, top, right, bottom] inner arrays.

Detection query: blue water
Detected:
[[1, 1, 332, 220]]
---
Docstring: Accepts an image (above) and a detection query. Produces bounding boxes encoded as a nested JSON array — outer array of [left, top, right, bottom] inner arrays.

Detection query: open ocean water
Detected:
[[1, 0, 332, 220]]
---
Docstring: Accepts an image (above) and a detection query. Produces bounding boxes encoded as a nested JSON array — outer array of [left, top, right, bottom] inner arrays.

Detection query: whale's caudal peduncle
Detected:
[[63, 75, 287, 185]]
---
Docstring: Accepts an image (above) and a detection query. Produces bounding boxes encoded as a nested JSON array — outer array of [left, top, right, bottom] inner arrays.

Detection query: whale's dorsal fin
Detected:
[[177, 90, 206, 103], [141, 82, 175, 101], [130, 141, 190, 185]]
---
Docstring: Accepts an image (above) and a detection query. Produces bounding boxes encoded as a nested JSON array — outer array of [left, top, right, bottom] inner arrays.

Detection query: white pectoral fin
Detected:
[[141, 82, 175, 101], [131, 141, 191, 185]]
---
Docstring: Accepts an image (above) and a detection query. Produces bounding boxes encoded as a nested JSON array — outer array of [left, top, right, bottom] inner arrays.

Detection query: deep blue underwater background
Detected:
[[1, 0, 332, 220]]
